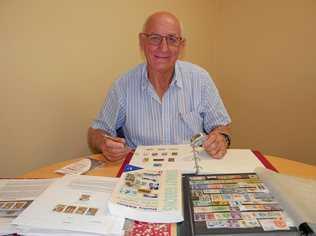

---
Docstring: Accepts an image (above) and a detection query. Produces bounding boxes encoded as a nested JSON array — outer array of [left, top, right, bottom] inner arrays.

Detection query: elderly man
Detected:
[[88, 11, 231, 162]]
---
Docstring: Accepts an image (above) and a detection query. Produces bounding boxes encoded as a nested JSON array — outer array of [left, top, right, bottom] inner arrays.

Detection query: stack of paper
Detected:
[[12, 175, 125, 236], [0, 178, 55, 235]]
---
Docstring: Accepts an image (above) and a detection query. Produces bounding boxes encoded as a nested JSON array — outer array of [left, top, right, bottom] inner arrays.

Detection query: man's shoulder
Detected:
[[124, 63, 146, 77], [115, 63, 145, 85], [176, 60, 209, 76]]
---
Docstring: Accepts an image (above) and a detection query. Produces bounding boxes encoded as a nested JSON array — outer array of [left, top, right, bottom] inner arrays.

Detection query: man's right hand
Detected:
[[87, 127, 132, 162], [100, 136, 131, 162]]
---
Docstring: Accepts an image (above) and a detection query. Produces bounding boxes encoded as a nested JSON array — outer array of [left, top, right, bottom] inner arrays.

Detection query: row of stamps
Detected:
[[190, 182, 268, 192], [0, 200, 32, 217], [192, 193, 276, 205], [134, 151, 180, 157], [205, 218, 290, 230], [189, 179, 266, 186], [0, 201, 29, 210], [189, 174, 258, 180], [52, 204, 98, 216], [193, 203, 282, 213], [194, 210, 285, 221]]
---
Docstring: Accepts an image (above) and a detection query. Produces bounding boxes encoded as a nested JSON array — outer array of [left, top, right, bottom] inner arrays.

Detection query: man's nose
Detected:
[[159, 37, 169, 51]]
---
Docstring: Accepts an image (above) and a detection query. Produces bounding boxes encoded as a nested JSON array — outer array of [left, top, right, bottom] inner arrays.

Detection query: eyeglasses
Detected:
[[140, 33, 183, 47]]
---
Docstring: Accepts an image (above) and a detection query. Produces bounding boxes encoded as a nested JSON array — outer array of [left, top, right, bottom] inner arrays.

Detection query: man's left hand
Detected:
[[203, 131, 228, 159]]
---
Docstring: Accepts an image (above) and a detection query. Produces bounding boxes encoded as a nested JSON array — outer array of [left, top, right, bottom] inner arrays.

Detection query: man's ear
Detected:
[[138, 33, 145, 60], [138, 33, 144, 51], [179, 38, 186, 59]]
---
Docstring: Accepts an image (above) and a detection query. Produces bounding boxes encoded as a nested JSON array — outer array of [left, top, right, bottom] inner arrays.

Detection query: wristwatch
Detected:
[[219, 132, 231, 148]]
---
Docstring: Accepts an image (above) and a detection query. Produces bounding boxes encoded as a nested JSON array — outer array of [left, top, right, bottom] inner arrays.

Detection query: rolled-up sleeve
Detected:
[[201, 73, 231, 133], [91, 81, 126, 136]]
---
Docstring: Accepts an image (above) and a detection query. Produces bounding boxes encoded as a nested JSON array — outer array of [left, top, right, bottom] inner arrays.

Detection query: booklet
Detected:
[[55, 156, 105, 175], [12, 175, 125, 236], [108, 169, 183, 223], [129, 146, 266, 174], [181, 171, 298, 235]]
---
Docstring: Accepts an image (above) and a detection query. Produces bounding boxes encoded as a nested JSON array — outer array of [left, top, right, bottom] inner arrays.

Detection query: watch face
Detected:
[[191, 133, 207, 147]]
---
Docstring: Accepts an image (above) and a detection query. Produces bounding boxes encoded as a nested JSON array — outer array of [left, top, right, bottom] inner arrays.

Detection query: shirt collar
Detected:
[[141, 61, 183, 92]]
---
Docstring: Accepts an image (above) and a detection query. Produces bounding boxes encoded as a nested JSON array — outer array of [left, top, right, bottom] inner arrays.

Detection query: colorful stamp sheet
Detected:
[[188, 173, 292, 232]]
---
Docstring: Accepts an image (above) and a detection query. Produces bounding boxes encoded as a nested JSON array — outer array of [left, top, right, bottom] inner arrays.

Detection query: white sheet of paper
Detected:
[[55, 159, 92, 175], [12, 175, 124, 235]]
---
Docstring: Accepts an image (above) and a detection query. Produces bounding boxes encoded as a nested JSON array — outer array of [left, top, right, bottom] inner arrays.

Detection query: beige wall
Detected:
[[0, 0, 315, 177], [215, 0, 316, 165]]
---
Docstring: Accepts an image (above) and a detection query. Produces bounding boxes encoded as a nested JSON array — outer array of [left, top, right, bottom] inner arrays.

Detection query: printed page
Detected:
[[12, 175, 124, 235], [108, 169, 183, 223], [256, 167, 316, 231], [0, 178, 55, 235], [0, 178, 56, 201], [130, 145, 264, 174]]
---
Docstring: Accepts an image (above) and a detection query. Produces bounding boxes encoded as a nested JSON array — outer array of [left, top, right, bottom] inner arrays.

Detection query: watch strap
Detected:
[[219, 132, 231, 148]]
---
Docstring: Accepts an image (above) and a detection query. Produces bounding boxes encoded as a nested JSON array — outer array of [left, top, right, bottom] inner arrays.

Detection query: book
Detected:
[[128, 146, 267, 174], [108, 168, 183, 223], [181, 168, 316, 235]]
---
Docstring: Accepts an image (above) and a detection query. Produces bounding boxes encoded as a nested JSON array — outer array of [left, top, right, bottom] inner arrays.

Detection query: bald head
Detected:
[[142, 11, 183, 37]]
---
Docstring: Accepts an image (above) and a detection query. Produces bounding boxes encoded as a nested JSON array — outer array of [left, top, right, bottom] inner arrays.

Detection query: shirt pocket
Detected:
[[179, 111, 203, 134]]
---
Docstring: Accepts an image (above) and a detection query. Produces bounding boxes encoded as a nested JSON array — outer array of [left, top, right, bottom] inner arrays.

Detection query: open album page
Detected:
[[131, 145, 264, 174]]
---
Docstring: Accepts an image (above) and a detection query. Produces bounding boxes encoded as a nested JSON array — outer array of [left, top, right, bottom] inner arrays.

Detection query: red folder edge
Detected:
[[252, 150, 279, 172], [116, 151, 134, 177]]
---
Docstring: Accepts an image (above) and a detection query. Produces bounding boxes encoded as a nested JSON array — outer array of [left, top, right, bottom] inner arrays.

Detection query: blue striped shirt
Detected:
[[91, 61, 231, 148]]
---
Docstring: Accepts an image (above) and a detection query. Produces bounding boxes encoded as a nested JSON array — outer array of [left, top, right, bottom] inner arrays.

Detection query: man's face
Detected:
[[139, 15, 184, 74]]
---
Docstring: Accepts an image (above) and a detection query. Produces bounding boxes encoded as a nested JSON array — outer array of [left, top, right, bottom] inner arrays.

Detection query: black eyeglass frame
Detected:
[[140, 33, 184, 47]]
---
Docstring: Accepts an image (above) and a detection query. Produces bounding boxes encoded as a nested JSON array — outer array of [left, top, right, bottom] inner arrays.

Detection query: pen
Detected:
[[103, 133, 121, 142], [103, 133, 128, 147]]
